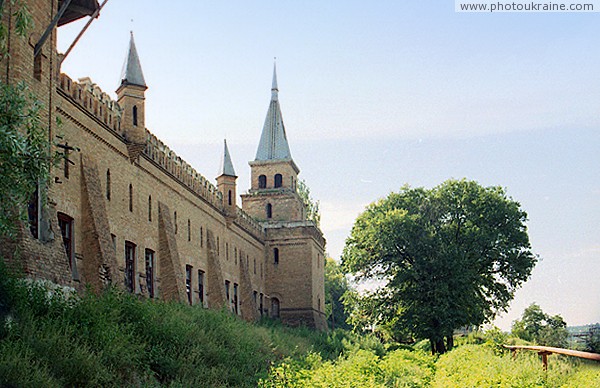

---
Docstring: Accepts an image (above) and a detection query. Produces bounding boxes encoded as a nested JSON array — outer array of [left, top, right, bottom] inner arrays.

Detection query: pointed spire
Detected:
[[219, 139, 237, 177], [271, 59, 278, 101], [120, 32, 146, 88], [255, 63, 293, 161]]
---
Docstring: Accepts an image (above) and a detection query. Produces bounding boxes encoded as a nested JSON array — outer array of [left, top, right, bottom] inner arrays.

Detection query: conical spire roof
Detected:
[[218, 139, 237, 177], [120, 32, 146, 88], [254, 63, 293, 161]]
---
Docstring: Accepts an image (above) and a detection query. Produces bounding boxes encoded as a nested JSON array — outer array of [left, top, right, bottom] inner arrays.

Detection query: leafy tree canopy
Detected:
[[511, 303, 569, 348], [342, 179, 537, 354]]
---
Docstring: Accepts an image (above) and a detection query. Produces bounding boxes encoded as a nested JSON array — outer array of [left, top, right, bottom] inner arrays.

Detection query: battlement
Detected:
[[144, 131, 224, 210], [58, 73, 123, 133], [235, 208, 266, 240]]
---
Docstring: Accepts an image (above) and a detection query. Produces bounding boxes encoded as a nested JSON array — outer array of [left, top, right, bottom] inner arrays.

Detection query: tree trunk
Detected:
[[430, 337, 447, 354], [436, 338, 447, 354], [446, 335, 454, 351]]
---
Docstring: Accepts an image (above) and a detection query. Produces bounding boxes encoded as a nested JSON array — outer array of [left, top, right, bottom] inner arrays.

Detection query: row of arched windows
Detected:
[[258, 174, 283, 189]]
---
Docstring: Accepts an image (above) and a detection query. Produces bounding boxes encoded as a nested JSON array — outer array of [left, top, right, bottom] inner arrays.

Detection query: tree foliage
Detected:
[[297, 179, 320, 226], [584, 324, 600, 353], [511, 303, 569, 348], [0, 0, 34, 59], [0, 81, 53, 237], [323, 258, 352, 330], [342, 179, 537, 354]]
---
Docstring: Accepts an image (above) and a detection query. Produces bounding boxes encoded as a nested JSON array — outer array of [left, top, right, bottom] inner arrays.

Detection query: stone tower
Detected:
[[241, 64, 327, 329], [216, 139, 238, 218], [116, 32, 147, 161]]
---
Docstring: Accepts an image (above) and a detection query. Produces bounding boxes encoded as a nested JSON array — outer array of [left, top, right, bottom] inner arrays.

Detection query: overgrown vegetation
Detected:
[[2, 264, 598, 387], [512, 303, 570, 348], [0, 263, 381, 387]]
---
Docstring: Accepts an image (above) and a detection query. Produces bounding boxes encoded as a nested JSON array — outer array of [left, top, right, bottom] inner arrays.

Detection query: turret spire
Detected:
[[255, 63, 292, 161], [219, 139, 237, 177], [120, 32, 146, 88]]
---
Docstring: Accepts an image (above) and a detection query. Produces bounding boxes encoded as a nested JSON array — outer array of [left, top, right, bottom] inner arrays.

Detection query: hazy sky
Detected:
[[57, 1, 599, 330]]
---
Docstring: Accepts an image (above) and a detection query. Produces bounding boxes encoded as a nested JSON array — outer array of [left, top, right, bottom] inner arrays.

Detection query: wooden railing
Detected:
[[504, 345, 600, 370]]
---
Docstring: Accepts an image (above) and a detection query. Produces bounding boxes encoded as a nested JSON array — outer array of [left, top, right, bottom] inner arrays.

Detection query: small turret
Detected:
[[116, 32, 147, 161], [216, 139, 237, 218]]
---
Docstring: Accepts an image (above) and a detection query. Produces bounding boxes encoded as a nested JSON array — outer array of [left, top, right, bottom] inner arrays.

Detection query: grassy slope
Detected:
[[1, 267, 598, 387]]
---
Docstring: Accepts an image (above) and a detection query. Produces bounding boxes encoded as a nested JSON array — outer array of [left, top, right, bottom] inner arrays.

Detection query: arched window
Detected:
[[266, 203, 272, 219], [258, 174, 267, 189], [128, 184, 133, 212], [273, 248, 279, 265], [106, 169, 111, 201], [132, 105, 138, 126], [228, 190, 232, 206], [274, 173, 282, 188], [271, 298, 280, 319]]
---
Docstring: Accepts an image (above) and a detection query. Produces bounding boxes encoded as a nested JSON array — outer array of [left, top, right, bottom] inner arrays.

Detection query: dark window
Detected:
[[186, 265, 193, 305], [228, 190, 232, 206], [233, 283, 239, 315], [145, 249, 155, 298], [226, 243, 229, 260], [128, 184, 133, 212], [57, 213, 74, 271], [271, 298, 280, 319], [28, 187, 39, 239], [200, 227, 203, 248], [133, 105, 138, 126], [266, 203, 272, 219], [253, 291, 258, 310], [253, 258, 256, 274], [111, 234, 116, 251], [274, 174, 282, 188], [174, 211, 177, 234], [125, 241, 136, 293], [258, 174, 267, 189], [274, 248, 279, 265], [259, 293, 264, 316], [187, 219, 191, 241], [106, 170, 111, 201], [225, 280, 231, 310], [198, 270, 205, 305], [148, 195, 152, 221], [217, 237, 220, 255]]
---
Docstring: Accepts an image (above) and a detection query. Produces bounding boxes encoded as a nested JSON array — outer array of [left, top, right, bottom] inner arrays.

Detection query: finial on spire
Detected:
[[271, 59, 278, 101]]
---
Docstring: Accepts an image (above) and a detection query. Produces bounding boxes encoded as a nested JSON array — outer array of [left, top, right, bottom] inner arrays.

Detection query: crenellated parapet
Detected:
[[144, 131, 224, 210], [58, 73, 123, 134], [235, 208, 266, 240]]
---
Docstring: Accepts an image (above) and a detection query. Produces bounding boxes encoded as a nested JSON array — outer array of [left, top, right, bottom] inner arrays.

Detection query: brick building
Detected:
[[0, 0, 326, 330]]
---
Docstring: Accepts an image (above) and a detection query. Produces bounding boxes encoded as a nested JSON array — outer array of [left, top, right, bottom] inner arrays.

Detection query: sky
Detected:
[[57, 1, 600, 331]]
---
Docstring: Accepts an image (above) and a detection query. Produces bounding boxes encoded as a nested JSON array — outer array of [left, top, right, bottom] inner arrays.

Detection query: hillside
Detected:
[[1, 266, 599, 387]]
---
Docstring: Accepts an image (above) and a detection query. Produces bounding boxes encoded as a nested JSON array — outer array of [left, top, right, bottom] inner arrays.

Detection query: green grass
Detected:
[[1, 264, 599, 387]]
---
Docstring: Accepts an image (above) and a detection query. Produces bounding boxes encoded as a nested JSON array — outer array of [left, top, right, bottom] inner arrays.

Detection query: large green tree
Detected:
[[342, 179, 537, 354]]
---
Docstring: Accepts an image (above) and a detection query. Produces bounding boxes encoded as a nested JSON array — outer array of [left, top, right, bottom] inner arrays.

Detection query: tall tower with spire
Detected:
[[116, 32, 147, 161], [241, 63, 304, 222], [241, 64, 326, 330]]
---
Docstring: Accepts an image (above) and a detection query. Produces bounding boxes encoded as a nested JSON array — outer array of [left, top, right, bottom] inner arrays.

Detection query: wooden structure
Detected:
[[504, 345, 600, 371]]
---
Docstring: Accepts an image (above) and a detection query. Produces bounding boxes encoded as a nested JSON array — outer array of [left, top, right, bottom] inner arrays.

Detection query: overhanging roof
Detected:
[[58, 0, 99, 26]]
